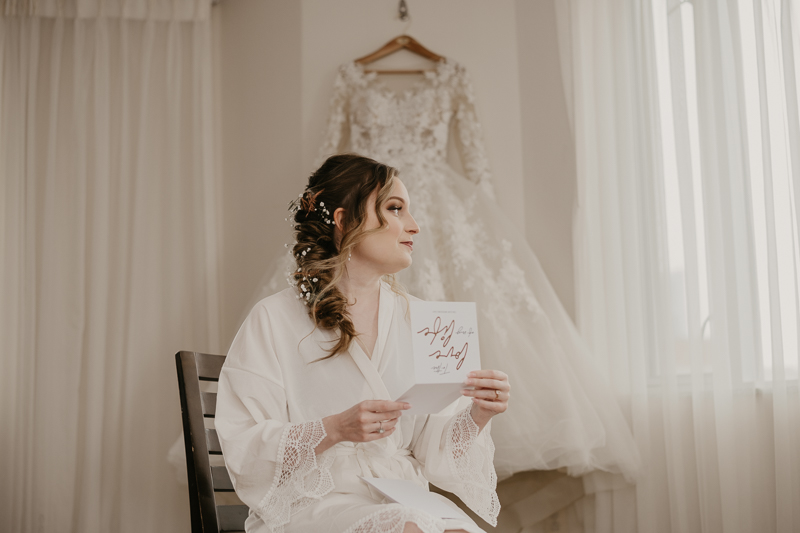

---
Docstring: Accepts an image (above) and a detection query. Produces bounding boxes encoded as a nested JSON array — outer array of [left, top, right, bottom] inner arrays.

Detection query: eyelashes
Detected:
[[387, 205, 403, 215]]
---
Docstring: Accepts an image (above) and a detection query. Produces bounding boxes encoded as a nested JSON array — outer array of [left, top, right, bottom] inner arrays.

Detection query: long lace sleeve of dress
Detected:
[[450, 63, 495, 199], [317, 64, 352, 162], [444, 408, 500, 526]]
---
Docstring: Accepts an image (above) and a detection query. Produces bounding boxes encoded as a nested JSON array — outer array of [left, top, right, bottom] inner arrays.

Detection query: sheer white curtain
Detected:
[[0, 1, 222, 531], [557, 0, 799, 532]]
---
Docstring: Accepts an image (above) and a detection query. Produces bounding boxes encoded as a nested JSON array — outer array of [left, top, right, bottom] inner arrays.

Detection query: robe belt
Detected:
[[334, 443, 413, 480]]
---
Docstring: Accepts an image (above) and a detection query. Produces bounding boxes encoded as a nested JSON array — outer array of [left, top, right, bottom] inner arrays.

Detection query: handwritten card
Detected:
[[393, 301, 481, 415]]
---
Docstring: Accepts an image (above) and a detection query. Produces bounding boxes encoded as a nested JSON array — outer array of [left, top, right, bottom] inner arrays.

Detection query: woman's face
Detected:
[[351, 178, 420, 275]]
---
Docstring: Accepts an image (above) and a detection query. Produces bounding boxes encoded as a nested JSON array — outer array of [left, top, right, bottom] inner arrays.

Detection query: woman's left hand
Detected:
[[461, 369, 510, 431]]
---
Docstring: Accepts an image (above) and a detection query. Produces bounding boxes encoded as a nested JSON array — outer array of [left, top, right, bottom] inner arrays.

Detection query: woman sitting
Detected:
[[216, 154, 510, 533]]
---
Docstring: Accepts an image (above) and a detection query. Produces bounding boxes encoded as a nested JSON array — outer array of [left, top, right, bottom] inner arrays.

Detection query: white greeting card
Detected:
[[392, 301, 481, 415], [359, 477, 470, 520]]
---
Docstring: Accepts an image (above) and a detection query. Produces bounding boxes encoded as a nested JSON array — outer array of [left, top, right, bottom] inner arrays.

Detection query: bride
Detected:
[[217, 154, 507, 533], [249, 59, 641, 482]]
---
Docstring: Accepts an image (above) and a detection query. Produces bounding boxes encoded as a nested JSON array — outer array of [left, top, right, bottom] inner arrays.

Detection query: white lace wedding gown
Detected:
[[255, 59, 640, 482]]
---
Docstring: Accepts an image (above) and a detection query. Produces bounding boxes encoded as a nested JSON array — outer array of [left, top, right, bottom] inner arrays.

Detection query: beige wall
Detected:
[[218, 0, 304, 344], [516, 0, 577, 319], [217, 0, 577, 346]]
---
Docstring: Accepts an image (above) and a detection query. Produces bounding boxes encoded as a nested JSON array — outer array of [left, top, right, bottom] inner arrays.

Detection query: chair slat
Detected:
[[206, 428, 222, 454], [217, 505, 249, 532], [211, 465, 235, 492], [201, 391, 217, 417], [195, 352, 226, 381], [178, 351, 248, 532]]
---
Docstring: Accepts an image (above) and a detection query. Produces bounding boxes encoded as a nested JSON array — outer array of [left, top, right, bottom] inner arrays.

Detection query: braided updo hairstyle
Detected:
[[290, 153, 401, 359]]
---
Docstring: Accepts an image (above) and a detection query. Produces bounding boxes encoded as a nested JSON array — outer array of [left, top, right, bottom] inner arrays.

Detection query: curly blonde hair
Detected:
[[290, 154, 404, 359]]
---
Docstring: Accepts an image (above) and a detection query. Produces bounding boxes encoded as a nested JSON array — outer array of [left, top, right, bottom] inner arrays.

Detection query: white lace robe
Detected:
[[216, 283, 500, 533]]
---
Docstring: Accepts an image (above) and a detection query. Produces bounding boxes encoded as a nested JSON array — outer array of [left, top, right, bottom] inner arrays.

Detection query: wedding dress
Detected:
[[254, 59, 640, 482]]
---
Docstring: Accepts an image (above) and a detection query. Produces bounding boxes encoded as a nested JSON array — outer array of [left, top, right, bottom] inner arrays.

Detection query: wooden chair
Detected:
[[176, 351, 249, 532]]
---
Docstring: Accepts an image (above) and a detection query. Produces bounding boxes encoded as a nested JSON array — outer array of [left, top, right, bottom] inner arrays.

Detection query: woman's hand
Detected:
[[461, 370, 510, 432], [316, 400, 411, 454]]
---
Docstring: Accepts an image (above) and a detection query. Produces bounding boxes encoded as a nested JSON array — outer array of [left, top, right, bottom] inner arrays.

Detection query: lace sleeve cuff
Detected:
[[256, 419, 335, 532], [445, 408, 500, 526]]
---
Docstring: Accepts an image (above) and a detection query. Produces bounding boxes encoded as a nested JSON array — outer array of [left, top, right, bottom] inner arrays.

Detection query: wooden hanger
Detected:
[[354, 35, 445, 75]]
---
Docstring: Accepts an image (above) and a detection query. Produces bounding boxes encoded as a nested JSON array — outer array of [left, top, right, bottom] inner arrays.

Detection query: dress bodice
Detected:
[[319, 60, 492, 192], [347, 64, 453, 167]]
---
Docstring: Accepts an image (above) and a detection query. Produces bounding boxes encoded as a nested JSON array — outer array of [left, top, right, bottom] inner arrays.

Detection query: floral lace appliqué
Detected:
[[446, 408, 500, 526], [257, 420, 334, 533]]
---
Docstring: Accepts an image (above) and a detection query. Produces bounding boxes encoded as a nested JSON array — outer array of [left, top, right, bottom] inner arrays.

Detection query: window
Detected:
[[651, 0, 798, 381]]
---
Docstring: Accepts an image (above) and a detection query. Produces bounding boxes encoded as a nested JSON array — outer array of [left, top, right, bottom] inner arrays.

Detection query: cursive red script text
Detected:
[[429, 343, 469, 370], [417, 316, 455, 347]]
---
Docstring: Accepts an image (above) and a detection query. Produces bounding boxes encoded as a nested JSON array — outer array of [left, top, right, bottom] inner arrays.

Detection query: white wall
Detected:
[[217, 0, 577, 345]]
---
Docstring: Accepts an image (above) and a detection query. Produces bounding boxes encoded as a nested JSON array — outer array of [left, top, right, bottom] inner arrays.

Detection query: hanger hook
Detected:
[[402, 15, 413, 35], [398, 0, 409, 21]]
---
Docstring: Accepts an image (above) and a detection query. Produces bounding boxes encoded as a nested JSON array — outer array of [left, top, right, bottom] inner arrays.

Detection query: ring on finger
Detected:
[[378, 420, 385, 434], [494, 390, 499, 401]]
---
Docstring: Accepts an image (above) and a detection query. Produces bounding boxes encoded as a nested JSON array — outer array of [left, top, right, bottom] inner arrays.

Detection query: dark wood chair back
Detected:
[[176, 351, 249, 532]]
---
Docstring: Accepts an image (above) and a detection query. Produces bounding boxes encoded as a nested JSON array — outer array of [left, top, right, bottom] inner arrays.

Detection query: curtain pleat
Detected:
[[558, 0, 800, 531], [0, 5, 220, 531]]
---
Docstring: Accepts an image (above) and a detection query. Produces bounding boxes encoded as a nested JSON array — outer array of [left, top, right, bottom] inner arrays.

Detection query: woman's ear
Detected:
[[332, 207, 346, 246], [333, 207, 346, 229]]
